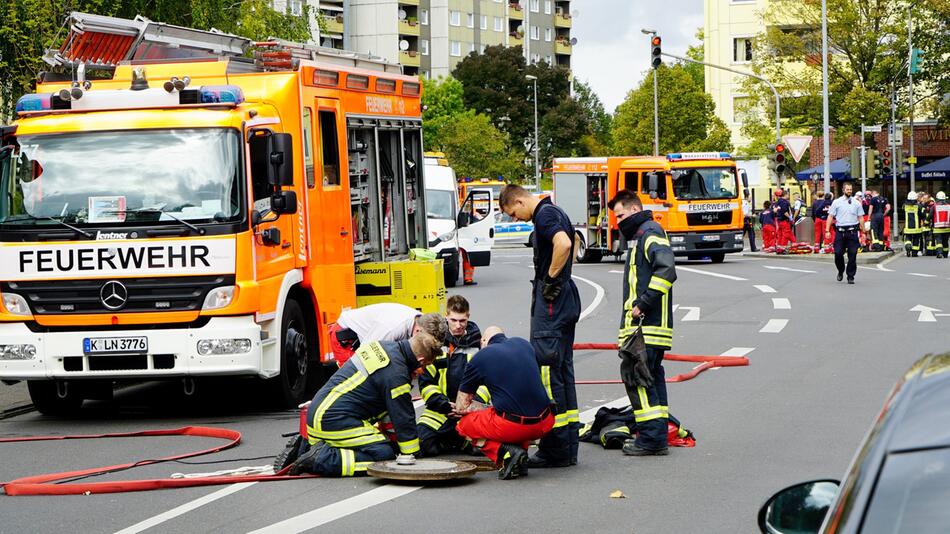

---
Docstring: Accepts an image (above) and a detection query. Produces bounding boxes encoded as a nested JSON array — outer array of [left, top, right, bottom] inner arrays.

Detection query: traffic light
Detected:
[[651, 35, 662, 69], [881, 149, 892, 176], [849, 148, 861, 178], [767, 143, 787, 180], [867, 149, 880, 179]]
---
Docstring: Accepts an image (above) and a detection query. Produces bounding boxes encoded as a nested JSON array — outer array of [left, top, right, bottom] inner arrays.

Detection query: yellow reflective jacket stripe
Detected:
[[312, 370, 367, 435], [421, 385, 441, 401], [540, 366, 554, 401], [390, 383, 411, 399], [398, 438, 421, 454], [341, 449, 355, 477], [648, 276, 672, 294], [324, 433, 388, 449]]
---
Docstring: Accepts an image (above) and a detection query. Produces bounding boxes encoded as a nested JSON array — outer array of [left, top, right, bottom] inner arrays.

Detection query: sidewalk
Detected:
[[743, 249, 894, 264]]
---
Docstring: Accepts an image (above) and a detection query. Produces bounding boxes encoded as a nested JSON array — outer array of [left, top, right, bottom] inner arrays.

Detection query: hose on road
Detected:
[[572, 343, 750, 383]]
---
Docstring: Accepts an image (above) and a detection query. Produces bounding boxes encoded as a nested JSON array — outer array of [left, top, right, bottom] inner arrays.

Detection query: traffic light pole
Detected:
[[890, 89, 898, 240], [653, 70, 659, 156], [907, 5, 916, 192], [661, 51, 781, 144]]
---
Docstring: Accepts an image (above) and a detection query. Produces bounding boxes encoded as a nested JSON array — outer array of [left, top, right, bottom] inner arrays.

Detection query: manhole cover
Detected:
[[367, 459, 479, 480]]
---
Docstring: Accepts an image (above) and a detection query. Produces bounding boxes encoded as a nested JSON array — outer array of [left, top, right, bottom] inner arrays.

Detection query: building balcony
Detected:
[[554, 13, 572, 28], [322, 15, 344, 35], [398, 0, 419, 5], [400, 50, 421, 67], [508, 3, 524, 20], [555, 40, 572, 55], [398, 19, 420, 36], [509, 32, 524, 46]]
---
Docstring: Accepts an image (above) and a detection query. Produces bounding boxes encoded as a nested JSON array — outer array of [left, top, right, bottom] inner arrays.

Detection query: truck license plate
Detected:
[[83, 336, 148, 354], [702, 235, 720, 242]]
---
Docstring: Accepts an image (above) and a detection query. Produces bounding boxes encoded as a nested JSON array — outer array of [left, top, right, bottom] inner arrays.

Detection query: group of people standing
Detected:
[[903, 190, 950, 258]]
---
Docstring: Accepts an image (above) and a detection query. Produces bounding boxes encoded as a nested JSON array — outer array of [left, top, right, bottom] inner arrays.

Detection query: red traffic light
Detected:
[[651, 36, 662, 46], [883, 158, 891, 166], [775, 143, 786, 153], [882, 149, 891, 157]]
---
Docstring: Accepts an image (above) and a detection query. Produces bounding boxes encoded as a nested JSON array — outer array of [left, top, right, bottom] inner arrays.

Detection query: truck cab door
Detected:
[[456, 188, 495, 267], [249, 130, 297, 302]]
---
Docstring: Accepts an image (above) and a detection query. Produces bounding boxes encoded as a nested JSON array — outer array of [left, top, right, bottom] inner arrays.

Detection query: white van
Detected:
[[424, 154, 495, 287]]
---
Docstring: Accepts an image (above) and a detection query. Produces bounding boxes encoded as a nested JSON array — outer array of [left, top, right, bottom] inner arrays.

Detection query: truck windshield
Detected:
[[425, 189, 456, 220], [0, 128, 243, 228], [671, 167, 738, 200]]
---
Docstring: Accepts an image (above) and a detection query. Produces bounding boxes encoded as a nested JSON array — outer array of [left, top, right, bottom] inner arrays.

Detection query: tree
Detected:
[[421, 76, 466, 143], [427, 112, 524, 181], [0, 1, 312, 120], [573, 79, 611, 155], [611, 64, 733, 156]]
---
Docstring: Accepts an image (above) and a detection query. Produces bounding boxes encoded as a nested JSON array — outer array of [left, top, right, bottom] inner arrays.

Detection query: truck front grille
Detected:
[[3, 275, 234, 315]]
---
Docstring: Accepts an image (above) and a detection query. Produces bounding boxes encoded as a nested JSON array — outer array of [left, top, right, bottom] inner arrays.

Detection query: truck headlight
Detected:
[[1, 294, 30, 316], [203, 286, 236, 311], [197, 338, 252, 355], [670, 236, 685, 243], [0, 344, 36, 360], [428, 230, 456, 247], [734, 233, 744, 241]]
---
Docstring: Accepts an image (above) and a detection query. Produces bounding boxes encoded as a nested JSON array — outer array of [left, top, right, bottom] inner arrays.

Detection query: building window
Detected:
[[450, 10, 460, 26], [733, 37, 753, 63], [469, 42, 476, 53], [467, 13, 474, 28], [530, 0, 539, 12], [544, 0, 552, 14], [494, 16, 503, 31], [451, 41, 461, 56], [544, 27, 552, 42], [480, 15, 488, 30], [420, 9, 428, 25], [531, 52, 540, 64], [288, 0, 303, 16], [530, 25, 539, 40], [421, 39, 429, 55]]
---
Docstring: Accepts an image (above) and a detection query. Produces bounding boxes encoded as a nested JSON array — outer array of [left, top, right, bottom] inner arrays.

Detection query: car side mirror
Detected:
[[271, 190, 297, 215], [758, 480, 840, 534], [457, 211, 471, 228]]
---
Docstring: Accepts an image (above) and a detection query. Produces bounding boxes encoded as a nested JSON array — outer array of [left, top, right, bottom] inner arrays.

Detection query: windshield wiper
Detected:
[[1, 214, 93, 238], [107, 208, 206, 235]]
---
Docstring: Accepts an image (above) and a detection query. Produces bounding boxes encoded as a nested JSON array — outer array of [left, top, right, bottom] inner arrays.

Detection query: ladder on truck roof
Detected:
[[43, 11, 399, 74]]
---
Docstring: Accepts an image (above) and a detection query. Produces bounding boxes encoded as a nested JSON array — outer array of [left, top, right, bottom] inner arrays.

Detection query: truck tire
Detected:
[[709, 253, 726, 264], [575, 233, 603, 263], [27, 380, 84, 416], [444, 254, 459, 287], [268, 299, 312, 408]]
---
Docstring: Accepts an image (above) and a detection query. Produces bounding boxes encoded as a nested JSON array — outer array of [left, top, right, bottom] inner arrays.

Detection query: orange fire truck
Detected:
[[0, 13, 433, 413], [553, 153, 748, 263]]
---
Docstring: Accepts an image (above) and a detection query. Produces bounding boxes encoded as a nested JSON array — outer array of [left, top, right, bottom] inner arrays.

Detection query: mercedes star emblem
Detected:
[[100, 280, 128, 310]]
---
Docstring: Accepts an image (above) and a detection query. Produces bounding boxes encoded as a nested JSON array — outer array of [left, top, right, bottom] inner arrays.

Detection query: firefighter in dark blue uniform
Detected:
[[417, 296, 489, 456], [499, 184, 581, 468], [609, 189, 677, 456], [285, 328, 445, 477]]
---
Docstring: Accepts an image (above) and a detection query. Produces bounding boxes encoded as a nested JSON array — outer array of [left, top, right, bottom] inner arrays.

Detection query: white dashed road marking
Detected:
[[115, 482, 258, 534], [759, 319, 788, 333], [754, 285, 776, 293], [764, 265, 817, 273], [677, 266, 748, 281], [908, 272, 938, 278], [772, 298, 791, 310]]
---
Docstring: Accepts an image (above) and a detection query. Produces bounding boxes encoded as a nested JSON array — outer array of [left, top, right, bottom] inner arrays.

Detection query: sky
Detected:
[[571, 0, 705, 112]]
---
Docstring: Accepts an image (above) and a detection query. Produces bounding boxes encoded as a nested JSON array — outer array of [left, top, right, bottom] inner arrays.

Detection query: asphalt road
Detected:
[[2, 249, 948, 534]]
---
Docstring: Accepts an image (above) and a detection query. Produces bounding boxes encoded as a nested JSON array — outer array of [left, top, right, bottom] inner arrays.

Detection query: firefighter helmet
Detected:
[[938, 191, 947, 201], [908, 191, 917, 201]]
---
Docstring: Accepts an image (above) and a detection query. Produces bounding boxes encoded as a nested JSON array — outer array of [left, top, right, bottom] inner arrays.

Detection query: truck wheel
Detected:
[[444, 255, 459, 287], [575, 234, 602, 263], [268, 299, 312, 408], [27, 380, 84, 416], [710, 253, 726, 264]]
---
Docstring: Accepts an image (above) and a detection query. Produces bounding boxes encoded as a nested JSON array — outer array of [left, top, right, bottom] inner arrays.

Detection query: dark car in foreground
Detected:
[[759, 352, 950, 533]]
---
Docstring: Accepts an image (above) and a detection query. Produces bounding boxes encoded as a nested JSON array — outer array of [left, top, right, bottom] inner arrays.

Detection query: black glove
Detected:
[[618, 331, 653, 388], [542, 275, 561, 302]]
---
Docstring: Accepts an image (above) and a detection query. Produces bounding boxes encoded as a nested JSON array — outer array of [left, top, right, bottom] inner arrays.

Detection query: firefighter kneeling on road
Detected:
[[453, 326, 556, 480], [279, 315, 448, 477], [417, 295, 489, 457], [609, 189, 677, 456]]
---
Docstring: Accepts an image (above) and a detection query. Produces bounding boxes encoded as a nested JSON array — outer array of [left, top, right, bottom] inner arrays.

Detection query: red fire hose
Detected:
[[0, 426, 313, 496], [572, 343, 749, 384]]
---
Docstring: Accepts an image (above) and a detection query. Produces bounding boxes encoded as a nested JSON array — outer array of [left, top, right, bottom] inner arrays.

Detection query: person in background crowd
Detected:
[[742, 192, 757, 252], [772, 190, 793, 247], [760, 200, 777, 251], [932, 191, 949, 259], [812, 192, 830, 249]]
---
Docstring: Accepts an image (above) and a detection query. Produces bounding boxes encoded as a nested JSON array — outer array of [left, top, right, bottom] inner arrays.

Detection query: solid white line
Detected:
[[572, 274, 606, 322], [754, 285, 777, 293], [719, 347, 755, 357], [248, 485, 422, 534], [876, 263, 895, 272], [772, 298, 791, 310], [114, 482, 257, 534], [676, 266, 748, 281], [759, 319, 788, 333], [764, 265, 817, 274], [908, 272, 938, 278], [609, 270, 624, 274]]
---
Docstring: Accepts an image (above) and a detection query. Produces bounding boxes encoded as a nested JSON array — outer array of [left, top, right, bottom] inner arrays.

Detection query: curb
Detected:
[[742, 250, 895, 265]]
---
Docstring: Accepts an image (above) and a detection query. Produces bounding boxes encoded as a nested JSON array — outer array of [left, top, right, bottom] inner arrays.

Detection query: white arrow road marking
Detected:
[[679, 306, 701, 321], [759, 319, 788, 333], [115, 482, 257, 534], [908, 272, 938, 278], [572, 274, 606, 322], [764, 265, 817, 274], [708, 347, 756, 371], [910, 304, 942, 322], [772, 298, 791, 310], [677, 266, 748, 281], [754, 285, 777, 293]]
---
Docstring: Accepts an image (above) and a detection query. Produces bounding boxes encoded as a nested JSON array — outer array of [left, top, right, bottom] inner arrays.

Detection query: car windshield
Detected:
[[0, 128, 243, 228], [671, 167, 739, 200], [425, 189, 456, 220], [861, 447, 950, 532]]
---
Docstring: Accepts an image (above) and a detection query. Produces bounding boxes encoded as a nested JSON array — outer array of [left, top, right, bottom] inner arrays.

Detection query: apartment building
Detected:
[[313, 0, 573, 78]]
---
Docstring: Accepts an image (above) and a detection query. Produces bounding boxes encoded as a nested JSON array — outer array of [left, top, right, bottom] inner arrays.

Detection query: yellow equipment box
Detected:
[[355, 260, 446, 314]]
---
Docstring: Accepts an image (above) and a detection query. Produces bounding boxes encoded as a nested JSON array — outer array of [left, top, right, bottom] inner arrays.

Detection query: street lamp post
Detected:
[[642, 28, 659, 156], [525, 74, 540, 188]]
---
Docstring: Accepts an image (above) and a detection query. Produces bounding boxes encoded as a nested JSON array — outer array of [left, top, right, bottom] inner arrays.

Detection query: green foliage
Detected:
[[0, 0, 312, 120], [610, 64, 733, 156], [573, 79, 611, 154], [427, 111, 524, 181], [421, 76, 466, 143]]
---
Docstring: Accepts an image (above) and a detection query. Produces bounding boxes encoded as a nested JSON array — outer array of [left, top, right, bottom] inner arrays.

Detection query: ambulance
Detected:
[[0, 12, 435, 414], [553, 153, 748, 263], [423, 153, 495, 287]]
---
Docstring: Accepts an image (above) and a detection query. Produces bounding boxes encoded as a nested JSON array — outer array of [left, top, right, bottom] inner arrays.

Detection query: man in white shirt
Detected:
[[742, 193, 757, 252], [825, 182, 867, 284], [329, 303, 442, 366]]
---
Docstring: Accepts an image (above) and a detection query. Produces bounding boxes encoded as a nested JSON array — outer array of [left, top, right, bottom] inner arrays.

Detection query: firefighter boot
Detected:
[[621, 439, 669, 457], [498, 444, 528, 480], [274, 434, 306, 473], [287, 441, 325, 476]]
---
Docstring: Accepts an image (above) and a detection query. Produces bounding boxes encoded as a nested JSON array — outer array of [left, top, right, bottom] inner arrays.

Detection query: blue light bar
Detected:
[[668, 153, 683, 160], [15, 93, 52, 114], [198, 85, 245, 105]]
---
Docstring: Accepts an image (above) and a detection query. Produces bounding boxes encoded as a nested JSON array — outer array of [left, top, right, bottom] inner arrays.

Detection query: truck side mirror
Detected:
[[250, 132, 294, 187], [271, 190, 298, 215], [647, 172, 659, 199], [740, 169, 749, 188]]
